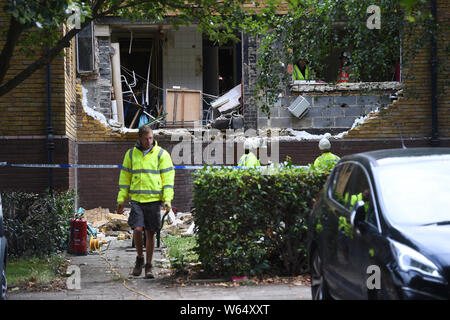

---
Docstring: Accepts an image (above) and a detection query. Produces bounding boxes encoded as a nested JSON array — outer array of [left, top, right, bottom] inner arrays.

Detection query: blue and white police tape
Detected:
[[0, 162, 306, 170]]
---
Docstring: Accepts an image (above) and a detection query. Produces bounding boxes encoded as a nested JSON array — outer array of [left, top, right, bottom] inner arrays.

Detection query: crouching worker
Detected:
[[117, 125, 175, 278]]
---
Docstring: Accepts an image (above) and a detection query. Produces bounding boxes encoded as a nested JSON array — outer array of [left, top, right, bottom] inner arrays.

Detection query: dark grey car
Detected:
[[0, 194, 7, 300], [307, 148, 450, 300]]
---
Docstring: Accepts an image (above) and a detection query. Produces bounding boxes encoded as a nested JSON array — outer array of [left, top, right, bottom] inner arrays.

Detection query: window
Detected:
[[76, 22, 95, 73], [345, 164, 376, 227], [330, 162, 354, 209]]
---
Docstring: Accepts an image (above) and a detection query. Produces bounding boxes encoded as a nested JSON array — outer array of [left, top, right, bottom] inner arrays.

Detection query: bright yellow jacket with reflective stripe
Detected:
[[238, 152, 260, 167], [313, 152, 340, 171], [117, 141, 175, 204]]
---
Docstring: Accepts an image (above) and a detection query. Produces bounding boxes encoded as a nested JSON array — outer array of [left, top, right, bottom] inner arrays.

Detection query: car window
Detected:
[[330, 162, 354, 210], [375, 158, 450, 225], [346, 165, 376, 226]]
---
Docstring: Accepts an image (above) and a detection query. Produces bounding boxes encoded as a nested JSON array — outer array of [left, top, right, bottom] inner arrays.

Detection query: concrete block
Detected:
[[269, 117, 292, 128], [344, 106, 366, 117], [278, 107, 292, 118], [269, 107, 280, 118], [322, 106, 345, 117], [313, 96, 333, 107], [313, 118, 334, 128], [292, 116, 312, 129], [306, 107, 323, 117], [357, 95, 380, 105], [335, 116, 357, 127], [334, 95, 357, 106]]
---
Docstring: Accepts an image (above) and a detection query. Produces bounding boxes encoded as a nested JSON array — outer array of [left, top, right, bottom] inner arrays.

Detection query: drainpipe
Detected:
[[430, 0, 439, 146], [46, 55, 54, 194]]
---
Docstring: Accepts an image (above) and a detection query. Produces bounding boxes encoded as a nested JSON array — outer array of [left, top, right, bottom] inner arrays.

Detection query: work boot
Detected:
[[144, 263, 154, 279], [132, 256, 144, 276]]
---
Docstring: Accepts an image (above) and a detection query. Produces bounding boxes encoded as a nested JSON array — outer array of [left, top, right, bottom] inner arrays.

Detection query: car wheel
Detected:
[[310, 250, 331, 300], [0, 266, 6, 301]]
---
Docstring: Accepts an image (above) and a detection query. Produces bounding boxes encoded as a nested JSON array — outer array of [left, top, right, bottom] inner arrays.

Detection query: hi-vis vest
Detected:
[[313, 152, 340, 171], [117, 141, 175, 204], [293, 64, 311, 81], [238, 152, 260, 167]]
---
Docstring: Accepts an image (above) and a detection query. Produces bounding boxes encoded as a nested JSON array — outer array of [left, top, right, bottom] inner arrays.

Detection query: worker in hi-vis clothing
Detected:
[[313, 136, 340, 171], [293, 60, 311, 81], [238, 140, 261, 167], [117, 125, 174, 279]]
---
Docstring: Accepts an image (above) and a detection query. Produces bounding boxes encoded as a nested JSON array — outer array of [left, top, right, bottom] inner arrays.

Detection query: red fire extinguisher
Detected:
[[69, 218, 88, 255]]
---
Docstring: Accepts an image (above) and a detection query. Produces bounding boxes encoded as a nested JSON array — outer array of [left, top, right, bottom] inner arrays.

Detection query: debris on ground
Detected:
[[84, 207, 132, 238], [160, 211, 195, 237]]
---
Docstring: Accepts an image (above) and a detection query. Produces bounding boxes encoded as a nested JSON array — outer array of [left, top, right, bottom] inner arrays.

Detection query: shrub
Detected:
[[1, 190, 76, 258], [192, 163, 328, 277]]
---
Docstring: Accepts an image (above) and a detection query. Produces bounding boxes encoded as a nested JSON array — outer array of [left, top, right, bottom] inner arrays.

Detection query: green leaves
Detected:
[[192, 165, 328, 276], [2, 190, 76, 258], [254, 0, 431, 111]]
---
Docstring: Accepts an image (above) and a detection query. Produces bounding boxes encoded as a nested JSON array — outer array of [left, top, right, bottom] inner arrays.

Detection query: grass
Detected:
[[162, 235, 199, 273], [6, 254, 68, 287]]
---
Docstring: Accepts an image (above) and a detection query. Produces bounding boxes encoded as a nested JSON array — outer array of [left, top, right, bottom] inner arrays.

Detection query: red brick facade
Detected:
[[0, 1, 449, 212]]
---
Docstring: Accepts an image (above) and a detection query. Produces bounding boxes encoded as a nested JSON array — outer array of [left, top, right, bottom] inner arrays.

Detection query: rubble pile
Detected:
[[84, 207, 132, 239], [83, 207, 196, 239], [161, 211, 196, 238]]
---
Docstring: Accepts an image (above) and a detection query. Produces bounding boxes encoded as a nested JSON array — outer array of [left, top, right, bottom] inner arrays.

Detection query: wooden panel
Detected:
[[165, 89, 202, 126]]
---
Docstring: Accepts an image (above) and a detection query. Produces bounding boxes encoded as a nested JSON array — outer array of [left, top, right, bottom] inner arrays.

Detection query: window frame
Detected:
[[329, 160, 381, 233], [76, 22, 95, 74]]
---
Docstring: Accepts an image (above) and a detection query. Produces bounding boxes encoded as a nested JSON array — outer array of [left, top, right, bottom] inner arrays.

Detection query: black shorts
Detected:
[[128, 201, 162, 233]]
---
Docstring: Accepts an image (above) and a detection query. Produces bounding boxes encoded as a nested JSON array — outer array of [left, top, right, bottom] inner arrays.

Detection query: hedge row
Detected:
[[1, 190, 76, 258], [192, 163, 328, 277]]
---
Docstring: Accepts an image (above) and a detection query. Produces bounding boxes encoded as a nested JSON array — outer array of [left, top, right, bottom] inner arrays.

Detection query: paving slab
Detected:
[[7, 238, 312, 301]]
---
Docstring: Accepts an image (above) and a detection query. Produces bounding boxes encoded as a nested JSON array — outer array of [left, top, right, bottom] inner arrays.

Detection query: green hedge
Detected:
[[192, 163, 328, 277], [1, 190, 76, 258]]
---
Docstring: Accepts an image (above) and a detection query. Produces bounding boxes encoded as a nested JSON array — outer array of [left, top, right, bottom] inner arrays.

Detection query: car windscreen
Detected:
[[375, 157, 450, 225]]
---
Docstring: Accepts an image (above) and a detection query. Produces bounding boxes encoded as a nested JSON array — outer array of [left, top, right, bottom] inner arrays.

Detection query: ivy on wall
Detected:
[[253, 0, 448, 115]]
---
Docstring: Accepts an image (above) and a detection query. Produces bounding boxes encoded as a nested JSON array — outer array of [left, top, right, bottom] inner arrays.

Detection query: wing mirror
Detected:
[[350, 200, 366, 227]]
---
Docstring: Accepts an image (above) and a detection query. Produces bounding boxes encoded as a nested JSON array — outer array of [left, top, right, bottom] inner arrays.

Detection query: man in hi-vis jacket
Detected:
[[117, 125, 174, 278]]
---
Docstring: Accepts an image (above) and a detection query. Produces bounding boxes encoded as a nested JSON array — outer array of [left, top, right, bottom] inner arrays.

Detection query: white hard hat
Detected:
[[319, 137, 331, 151]]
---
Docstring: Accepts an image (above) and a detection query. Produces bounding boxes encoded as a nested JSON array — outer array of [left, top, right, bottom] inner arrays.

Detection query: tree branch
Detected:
[[0, 18, 92, 97], [0, 16, 25, 85]]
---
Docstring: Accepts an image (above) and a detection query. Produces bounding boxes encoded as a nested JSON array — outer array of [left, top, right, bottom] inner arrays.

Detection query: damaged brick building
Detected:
[[0, 1, 449, 212]]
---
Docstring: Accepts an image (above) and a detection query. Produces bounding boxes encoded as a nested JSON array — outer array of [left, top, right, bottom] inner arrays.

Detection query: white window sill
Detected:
[[290, 81, 402, 93]]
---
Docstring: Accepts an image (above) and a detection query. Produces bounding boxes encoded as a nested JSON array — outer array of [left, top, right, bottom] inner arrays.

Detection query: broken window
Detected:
[[76, 22, 95, 73], [202, 36, 242, 128]]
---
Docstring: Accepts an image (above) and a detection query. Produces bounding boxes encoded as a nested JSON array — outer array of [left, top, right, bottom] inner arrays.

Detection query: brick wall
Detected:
[[54, 136, 450, 213], [0, 137, 73, 192], [0, 10, 67, 137]]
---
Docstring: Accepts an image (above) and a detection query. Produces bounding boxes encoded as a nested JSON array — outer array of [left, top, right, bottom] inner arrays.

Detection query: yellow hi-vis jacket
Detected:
[[294, 64, 311, 81], [238, 152, 260, 167], [117, 140, 175, 204]]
